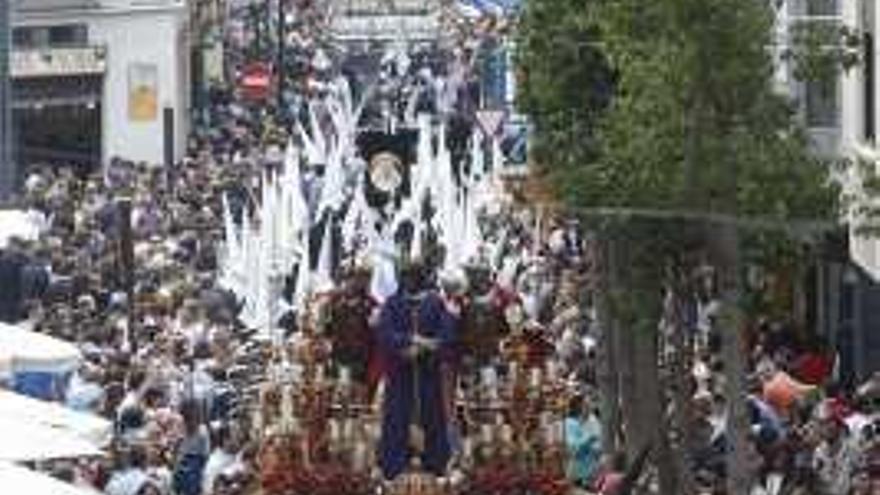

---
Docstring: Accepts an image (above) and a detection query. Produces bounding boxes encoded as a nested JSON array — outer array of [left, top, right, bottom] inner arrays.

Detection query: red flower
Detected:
[[467, 462, 530, 495], [527, 472, 570, 495], [464, 464, 570, 495]]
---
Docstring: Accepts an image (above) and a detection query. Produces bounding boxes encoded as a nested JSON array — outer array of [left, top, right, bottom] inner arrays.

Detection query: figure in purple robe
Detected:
[[377, 264, 457, 480]]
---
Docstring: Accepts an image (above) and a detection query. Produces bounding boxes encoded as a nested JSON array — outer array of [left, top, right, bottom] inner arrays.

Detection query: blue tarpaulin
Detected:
[[0, 323, 80, 400], [13, 371, 71, 401]]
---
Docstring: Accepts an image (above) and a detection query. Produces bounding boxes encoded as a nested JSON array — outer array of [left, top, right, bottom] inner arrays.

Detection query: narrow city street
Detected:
[[0, 1, 879, 495]]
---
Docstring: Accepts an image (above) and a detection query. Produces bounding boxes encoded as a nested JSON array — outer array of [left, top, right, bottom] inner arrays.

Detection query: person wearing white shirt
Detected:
[[106, 446, 157, 495], [202, 424, 242, 495], [66, 363, 105, 412]]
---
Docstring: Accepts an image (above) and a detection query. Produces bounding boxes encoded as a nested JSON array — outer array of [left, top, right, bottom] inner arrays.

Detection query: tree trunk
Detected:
[[640, 318, 677, 495], [711, 224, 754, 495], [665, 285, 696, 495], [618, 294, 639, 461], [595, 236, 621, 454], [792, 262, 808, 335], [615, 226, 675, 493]]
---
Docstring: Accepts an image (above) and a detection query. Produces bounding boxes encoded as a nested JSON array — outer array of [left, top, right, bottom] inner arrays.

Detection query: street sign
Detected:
[[475, 109, 505, 138], [239, 62, 272, 101]]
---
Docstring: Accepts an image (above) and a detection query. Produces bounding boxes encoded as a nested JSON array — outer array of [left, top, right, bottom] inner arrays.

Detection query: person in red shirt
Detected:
[[793, 339, 834, 387], [592, 452, 627, 495], [762, 367, 816, 419]]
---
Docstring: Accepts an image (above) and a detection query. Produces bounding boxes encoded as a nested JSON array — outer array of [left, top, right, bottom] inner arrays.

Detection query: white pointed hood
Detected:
[[313, 219, 335, 294], [293, 226, 312, 312], [370, 232, 399, 304]]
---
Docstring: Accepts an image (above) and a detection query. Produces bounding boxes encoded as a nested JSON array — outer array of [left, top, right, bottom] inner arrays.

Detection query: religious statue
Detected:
[[324, 265, 381, 395], [458, 264, 512, 370], [376, 261, 458, 480]]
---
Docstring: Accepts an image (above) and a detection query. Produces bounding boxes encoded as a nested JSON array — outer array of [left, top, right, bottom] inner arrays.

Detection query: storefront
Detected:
[[12, 0, 190, 168], [11, 47, 105, 172]]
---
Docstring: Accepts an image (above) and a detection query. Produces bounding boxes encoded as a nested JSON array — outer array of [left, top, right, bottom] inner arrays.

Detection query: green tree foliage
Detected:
[[514, 0, 614, 187], [517, 0, 841, 265], [517, 1, 844, 491]]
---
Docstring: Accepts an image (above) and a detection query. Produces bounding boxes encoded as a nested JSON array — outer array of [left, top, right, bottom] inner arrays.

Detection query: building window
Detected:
[[866, 33, 875, 142], [12, 28, 31, 48], [806, 0, 838, 16], [13, 27, 49, 49], [12, 24, 88, 49], [49, 25, 88, 47], [806, 76, 839, 128]]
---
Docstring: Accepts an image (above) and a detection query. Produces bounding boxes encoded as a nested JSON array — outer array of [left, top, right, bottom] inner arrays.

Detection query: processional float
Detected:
[[219, 64, 570, 492]]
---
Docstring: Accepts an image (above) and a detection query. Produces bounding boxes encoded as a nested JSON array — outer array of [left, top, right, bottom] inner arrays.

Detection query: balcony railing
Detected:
[[332, 0, 438, 17], [11, 45, 107, 79], [331, 13, 441, 41]]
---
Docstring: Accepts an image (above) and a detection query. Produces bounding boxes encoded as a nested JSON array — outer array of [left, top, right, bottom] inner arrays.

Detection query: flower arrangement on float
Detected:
[[263, 462, 374, 495], [464, 464, 571, 495], [451, 331, 574, 495], [253, 294, 575, 495], [255, 295, 379, 495]]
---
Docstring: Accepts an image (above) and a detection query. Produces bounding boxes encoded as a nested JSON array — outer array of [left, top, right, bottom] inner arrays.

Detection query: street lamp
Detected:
[[277, 0, 286, 112], [0, 0, 14, 201], [193, 0, 223, 126]]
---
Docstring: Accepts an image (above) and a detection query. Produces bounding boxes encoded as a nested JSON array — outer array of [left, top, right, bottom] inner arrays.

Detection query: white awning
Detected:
[[0, 209, 45, 248], [0, 462, 101, 495], [0, 324, 81, 377], [0, 390, 111, 446], [0, 417, 103, 461]]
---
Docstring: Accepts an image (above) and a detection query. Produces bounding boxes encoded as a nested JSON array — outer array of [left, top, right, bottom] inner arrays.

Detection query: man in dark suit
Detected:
[[0, 238, 51, 323]]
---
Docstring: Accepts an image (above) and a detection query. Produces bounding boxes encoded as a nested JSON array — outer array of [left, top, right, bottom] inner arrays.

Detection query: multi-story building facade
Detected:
[[11, 0, 190, 169], [776, 0, 880, 381], [329, 0, 443, 43]]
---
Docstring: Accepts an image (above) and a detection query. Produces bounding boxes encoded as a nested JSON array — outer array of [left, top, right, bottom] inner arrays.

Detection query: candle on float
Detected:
[[482, 367, 499, 400], [530, 368, 542, 389], [495, 413, 505, 427], [316, 364, 326, 383], [352, 441, 368, 472], [343, 418, 355, 441], [547, 419, 565, 445], [539, 411, 552, 430], [301, 438, 311, 466], [501, 424, 514, 443], [481, 367, 497, 387], [280, 385, 294, 427], [481, 424, 494, 444], [489, 385, 499, 401], [463, 436, 474, 460], [545, 422, 556, 445], [253, 407, 263, 437], [546, 360, 558, 381], [509, 361, 519, 384], [366, 423, 380, 442], [339, 366, 352, 387], [329, 419, 341, 442]]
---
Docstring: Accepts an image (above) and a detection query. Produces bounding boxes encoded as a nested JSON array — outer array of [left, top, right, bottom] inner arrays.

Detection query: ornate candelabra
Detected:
[[256, 294, 379, 495], [456, 326, 574, 494]]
